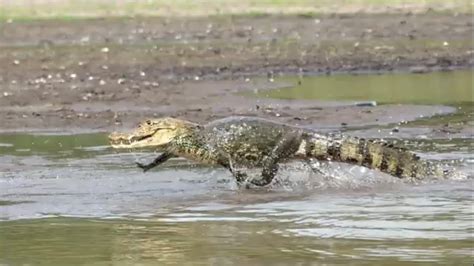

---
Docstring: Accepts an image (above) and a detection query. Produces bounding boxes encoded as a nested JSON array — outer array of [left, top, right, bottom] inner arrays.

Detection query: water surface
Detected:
[[1, 70, 473, 265], [259, 70, 473, 105]]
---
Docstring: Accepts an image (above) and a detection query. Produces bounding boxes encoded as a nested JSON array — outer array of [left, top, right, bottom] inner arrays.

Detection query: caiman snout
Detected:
[[108, 131, 155, 148], [108, 132, 133, 146]]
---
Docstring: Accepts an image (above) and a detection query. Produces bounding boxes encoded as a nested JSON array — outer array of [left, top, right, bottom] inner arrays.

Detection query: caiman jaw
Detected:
[[109, 117, 198, 149], [108, 132, 154, 148]]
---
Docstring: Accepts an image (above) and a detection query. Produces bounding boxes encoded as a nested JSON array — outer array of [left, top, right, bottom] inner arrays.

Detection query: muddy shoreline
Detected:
[[1, 13, 472, 133]]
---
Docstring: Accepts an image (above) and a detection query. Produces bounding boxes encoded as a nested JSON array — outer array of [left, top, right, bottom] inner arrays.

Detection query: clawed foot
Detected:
[[235, 172, 251, 189], [236, 180, 252, 189], [136, 162, 152, 172], [236, 180, 266, 189], [235, 173, 273, 189]]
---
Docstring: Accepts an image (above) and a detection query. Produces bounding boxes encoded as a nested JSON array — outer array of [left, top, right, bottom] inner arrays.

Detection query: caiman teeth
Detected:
[[110, 139, 131, 146], [109, 138, 136, 149], [109, 133, 152, 147], [119, 140, 131, 145]]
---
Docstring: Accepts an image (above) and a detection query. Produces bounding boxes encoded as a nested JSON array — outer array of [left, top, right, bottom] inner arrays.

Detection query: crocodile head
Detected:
[[109, 117, 198, 149]]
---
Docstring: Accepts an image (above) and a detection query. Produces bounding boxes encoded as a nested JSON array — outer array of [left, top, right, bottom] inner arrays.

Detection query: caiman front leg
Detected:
[[136, 152, 175, 172], [250, 131, 303, 187]]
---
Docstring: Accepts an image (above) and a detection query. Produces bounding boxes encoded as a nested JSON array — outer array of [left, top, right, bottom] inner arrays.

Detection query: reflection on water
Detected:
[[0, 183, 473, 265], [1, 71, 473, 265]]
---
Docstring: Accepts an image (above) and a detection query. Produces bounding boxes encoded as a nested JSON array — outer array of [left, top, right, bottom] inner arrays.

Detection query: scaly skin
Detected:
[[109, 116, 449, 186]]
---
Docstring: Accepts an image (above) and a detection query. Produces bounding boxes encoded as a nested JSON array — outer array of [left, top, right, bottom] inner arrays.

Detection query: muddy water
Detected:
[[1, 71, 473, 265]]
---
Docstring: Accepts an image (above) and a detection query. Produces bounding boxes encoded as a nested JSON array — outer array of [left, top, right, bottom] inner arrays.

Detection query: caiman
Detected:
[[109, 116, 450, 186]]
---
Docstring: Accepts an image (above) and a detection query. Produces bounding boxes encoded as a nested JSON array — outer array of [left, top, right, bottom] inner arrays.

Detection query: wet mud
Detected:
[[0, 13, 473, 132]]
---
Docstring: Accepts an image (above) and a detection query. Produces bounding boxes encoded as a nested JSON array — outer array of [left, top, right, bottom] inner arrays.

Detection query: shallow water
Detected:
[[1, 71, 474, 265], [1, 133, 473, 264], [259, 70, 473, 105]]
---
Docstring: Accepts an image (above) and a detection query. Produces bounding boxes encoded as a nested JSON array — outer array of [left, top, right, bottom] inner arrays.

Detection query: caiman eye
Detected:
[[146, 120, 152, 125]]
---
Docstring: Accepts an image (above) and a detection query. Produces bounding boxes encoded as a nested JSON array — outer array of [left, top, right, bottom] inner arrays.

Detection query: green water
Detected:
[[1, 214, 472, 265], [260, 70, 473, 105], [0, 133, 108, 158]]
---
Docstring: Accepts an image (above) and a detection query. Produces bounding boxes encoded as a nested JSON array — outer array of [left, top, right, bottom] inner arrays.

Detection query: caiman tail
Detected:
[[303, 133, 449, 180]]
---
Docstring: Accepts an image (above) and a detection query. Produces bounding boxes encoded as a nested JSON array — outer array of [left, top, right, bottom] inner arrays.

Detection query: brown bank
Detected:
[[0, 13, 472, 132]]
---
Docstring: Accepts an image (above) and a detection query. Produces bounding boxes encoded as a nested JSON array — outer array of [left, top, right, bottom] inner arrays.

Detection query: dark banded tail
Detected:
[[304, 133, 448, 180]]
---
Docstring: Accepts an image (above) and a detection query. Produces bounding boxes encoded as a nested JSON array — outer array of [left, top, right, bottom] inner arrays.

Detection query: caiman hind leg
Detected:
[[304, 158, 334, 180], [250, 131, 303, 187], [219, 156, 250, 186], [221, 159, 271, 189], [136, 152, 175, 172]]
